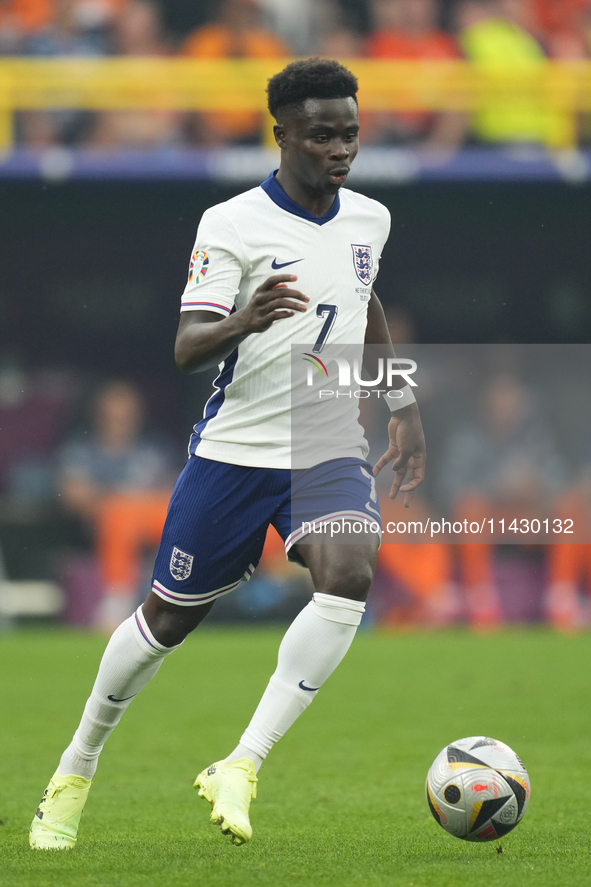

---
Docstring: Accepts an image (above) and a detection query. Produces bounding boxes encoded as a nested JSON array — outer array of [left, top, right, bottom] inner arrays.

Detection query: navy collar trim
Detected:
[[260, 170, 340, 226]]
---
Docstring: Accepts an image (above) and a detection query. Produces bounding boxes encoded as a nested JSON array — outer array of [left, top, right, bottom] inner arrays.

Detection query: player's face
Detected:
[[279, 97, 360, 196]]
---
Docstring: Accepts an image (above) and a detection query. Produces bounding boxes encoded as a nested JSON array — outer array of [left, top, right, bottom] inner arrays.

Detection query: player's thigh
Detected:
[[151, 456, 283, 607], [275, 457, 382, 601]]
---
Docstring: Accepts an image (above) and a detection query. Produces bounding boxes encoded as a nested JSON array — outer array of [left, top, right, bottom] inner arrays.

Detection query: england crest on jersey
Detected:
[[170, 546, 194, 581], [351, 244, 373, 286]]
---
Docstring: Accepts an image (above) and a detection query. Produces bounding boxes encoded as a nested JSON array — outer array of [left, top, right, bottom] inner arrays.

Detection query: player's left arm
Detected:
[[365, 289, 426, 506]]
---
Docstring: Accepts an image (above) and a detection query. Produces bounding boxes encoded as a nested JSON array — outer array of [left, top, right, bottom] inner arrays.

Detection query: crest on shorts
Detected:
[[170, 546, 194, 581], [351, 244, 373, 286]]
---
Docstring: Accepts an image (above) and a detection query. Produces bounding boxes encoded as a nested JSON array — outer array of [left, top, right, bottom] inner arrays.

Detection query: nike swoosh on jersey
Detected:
[[271, 257, 304, 269], [298, 680, 320, 692], [107, 693, 137, 703]]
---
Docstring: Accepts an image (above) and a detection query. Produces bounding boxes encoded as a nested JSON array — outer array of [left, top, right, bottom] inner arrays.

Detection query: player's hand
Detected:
[[237, 274, 309, 333], [373, 404, 426, 507]]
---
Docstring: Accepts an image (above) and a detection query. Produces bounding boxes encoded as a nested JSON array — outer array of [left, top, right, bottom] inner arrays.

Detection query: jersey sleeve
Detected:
[[372, 204, 391, 283], [180, 209, 246, 316]]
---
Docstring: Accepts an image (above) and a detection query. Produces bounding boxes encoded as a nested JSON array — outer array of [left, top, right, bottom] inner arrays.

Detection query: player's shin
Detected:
[[227, 593, 365, 769], [57, 605, 181, 779]]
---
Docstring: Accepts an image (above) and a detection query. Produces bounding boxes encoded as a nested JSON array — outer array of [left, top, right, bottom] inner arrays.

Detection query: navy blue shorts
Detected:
[[151, 455, 381, 606]]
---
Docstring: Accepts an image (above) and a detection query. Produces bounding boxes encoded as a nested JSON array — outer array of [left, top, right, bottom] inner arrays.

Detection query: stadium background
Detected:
[[2, 0, 591, 629]]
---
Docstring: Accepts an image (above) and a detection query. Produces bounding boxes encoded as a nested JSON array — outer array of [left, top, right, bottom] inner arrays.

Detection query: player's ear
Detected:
[[273, 122, 287, 148]]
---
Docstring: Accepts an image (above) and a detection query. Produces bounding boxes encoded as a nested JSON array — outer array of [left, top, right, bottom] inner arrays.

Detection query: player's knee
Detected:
[[142, 592, 213, 647], [317, 558, 375, 602]]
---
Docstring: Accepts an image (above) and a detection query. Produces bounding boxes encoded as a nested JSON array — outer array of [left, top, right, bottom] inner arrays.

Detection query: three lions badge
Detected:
[[170, 547, 194, 581], [351, 244, 373, 286]]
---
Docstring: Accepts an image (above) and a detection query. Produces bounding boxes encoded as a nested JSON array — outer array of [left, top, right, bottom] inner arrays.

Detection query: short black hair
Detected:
[[267, 58, 358, 120]]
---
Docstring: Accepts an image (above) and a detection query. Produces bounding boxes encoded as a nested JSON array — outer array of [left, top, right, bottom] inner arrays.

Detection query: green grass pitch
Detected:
[[1, 626, 590, 886]]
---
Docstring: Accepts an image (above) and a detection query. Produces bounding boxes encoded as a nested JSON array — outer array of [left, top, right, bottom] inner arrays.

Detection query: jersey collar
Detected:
[[260, 170, 340, 226]]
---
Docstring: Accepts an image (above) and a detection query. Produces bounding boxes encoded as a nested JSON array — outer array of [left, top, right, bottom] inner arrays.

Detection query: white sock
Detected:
[[57, 606, 180, 779], [230, 593, 365, 771], [224, 743, 264, 772]]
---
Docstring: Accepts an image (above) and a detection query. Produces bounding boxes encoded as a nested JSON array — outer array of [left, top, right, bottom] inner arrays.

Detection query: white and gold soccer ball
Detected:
[[426, 736, 530, 842]]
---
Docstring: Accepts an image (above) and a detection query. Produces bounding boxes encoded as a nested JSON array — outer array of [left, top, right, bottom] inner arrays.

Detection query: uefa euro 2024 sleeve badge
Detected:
[[188, 249, 209, 284], [170, 546, 194, 581], [351, 244, 373, 286]]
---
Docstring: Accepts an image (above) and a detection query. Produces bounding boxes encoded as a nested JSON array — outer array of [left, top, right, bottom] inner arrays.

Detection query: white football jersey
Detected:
[[181, 171, 391, 468]]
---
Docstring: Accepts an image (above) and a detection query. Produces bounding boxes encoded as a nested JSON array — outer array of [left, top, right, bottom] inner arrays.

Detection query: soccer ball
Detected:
[[426, 736, 530, 842]]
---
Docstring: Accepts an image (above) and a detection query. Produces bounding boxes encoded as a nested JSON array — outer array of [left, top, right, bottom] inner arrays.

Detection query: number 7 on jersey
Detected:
[[312, 304, 338, 353]]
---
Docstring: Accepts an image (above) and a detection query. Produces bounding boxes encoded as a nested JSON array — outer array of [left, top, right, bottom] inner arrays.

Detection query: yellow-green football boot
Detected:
[[194, 758, 257, 845], [29, 772, 92, 850]]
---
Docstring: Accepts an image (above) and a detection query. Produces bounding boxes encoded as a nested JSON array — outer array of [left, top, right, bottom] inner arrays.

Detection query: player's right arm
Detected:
[[175, 273, 309, 373]]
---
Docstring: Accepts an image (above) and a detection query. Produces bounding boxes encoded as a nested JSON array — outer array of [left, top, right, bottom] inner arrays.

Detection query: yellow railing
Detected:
[[1, 58, 591, 150]]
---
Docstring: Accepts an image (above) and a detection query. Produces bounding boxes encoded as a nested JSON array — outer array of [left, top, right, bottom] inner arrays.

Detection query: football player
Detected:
[[31, 57, 426, 850]]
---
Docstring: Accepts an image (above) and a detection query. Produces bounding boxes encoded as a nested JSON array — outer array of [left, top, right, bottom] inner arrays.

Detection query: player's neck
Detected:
[[275, 168, 336, 218]]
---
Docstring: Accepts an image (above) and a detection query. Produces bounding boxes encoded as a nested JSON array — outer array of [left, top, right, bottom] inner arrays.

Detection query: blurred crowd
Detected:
[[2, 350, 591, 634], [2, 0, 591, 149]]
